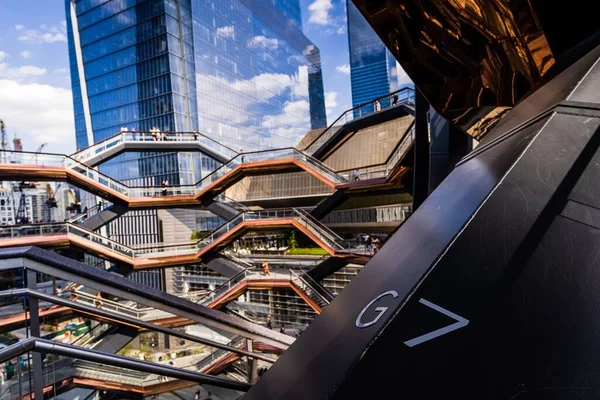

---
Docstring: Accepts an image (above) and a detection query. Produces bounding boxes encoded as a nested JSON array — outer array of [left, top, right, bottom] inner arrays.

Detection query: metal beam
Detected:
[[26, 270, 43, 400], [0, 288, 277, 364], [0, 338, 252, 392], [412, 89, 430, 209], [0, 251, 293, 349]]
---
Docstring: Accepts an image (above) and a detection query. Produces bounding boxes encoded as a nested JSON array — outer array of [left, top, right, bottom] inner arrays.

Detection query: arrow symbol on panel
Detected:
[[403, 298, 469, 347]]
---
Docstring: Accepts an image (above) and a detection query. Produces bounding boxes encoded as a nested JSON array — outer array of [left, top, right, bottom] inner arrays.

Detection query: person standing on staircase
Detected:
[[262, 260, 271, 276]]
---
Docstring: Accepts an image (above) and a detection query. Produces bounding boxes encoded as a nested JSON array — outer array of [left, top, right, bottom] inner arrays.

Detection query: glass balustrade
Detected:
[[1, 146, 347, 202], [0, 208, 364, 260], [0, 341, 250, 398], [71, 130, 239, 165], [304, 87, 416, 155], [198, 267, 334, 310], [68, 203, 104, 224], [338, 124, 415, 181], [2, 151, 130, 196]]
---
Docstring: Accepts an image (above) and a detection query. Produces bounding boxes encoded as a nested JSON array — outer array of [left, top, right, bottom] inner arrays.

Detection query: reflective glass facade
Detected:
[[271, 0, 302, 30], [191, 0, 326, 150], [66, 0, 201, 187], [65, 0, 202, 290], [65, 0, 326, 290], [67, 0, 326, 164], [347, 1, 398, 109]]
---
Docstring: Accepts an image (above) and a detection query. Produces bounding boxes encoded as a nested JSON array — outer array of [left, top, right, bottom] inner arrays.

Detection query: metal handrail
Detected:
[[295, 208, 343, 241], [68, 203, 102, 224], [71, 322, 112, 348], [338, 123, 415, 181], [292, 210, 345, 251], [0, 145, 348, 200], [71, 130, 239, 162], [195, 335, 246, 372], [304, 87, 416, 155], [0, 208, 361, 259], [297, 270, 335, 302], [289, 270, 332, 306], [197, 269, 250, 305], [0, 337, 252, 392], [196, 148, 348, 193]]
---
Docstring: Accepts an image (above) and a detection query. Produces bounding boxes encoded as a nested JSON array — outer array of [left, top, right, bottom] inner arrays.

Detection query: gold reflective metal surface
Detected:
[[352, 0, 558, 140]]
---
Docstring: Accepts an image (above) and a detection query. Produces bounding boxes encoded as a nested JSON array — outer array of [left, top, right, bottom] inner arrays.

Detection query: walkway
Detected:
[[0, 209, 370, 269], [201, 270, 333, 313], [0, 148, 349, 209], [71, 130, 238, 167]]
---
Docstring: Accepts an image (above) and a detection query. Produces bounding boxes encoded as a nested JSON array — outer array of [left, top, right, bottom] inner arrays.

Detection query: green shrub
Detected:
[[286, 247, 328, 256]]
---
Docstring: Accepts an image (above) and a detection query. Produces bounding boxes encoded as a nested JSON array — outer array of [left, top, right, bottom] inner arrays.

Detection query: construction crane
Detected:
[[45, 184, 58, 208], [31, 143, 47, 164], [0, 119, 5, 151], [13, 181, 35, 224], [67, 189, 81, 214], [0, 119, 6, 163]]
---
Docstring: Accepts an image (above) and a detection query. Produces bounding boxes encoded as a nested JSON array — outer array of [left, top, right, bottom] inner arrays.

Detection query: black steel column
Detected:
[[26, 270, 44, 400], [247, 339, 258, 384], [413, 89, 430, 210]]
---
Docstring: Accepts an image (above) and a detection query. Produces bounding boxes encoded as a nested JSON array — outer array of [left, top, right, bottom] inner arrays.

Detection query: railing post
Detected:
[[413, 88, 430, 210], [26, 269, 44, 400], [247, 339, 258, 383]]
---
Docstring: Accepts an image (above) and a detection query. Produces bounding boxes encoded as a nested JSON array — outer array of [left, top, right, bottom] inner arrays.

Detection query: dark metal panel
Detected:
[[306, 257, 349, 282], [244, 109, 547, 400], [78, 204, 128, 231], [204, 199, 239, 220], [204, 254, 245, 277], [93, 325, 138, 354], [310, 190, 348, 220], [329, 111, 600, 399], [561, 200, 600, 230], [412, 89, 430, 209]]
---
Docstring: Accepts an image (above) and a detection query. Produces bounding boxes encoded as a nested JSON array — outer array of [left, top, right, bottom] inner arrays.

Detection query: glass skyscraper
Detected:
[[66, 0, 326, 153], [347, 0, 398, 109], [65, 0, 326, 289], [191, 0, 326, 150]]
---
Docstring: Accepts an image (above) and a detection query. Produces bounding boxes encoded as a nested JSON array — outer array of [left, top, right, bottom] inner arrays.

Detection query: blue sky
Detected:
[[0, 0, 385, 154]]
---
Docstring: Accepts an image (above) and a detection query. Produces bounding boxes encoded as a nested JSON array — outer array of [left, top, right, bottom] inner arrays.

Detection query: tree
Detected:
[[288, 230, 297, 250]]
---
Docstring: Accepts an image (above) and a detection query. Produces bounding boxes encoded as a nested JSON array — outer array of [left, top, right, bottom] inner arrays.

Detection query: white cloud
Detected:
[[392, 61, 413, 87], [335, 64, 350, 75], [216, 26, 235, 38], [325, 92, 338, 114], [0, 80, 75, 154], [248, 36, 279, 51], [19, 31, 67, 44], [17, 23, 67, 44], [0, 63, 47, 81], [53, 68, 69, 74], [0, 51, 8, 63], [195, 65, 313, 149], [308, 0, 334, 25], [20, 51, 33, 59], [261, 100, 311, 143], [14, 25, 24, 31]]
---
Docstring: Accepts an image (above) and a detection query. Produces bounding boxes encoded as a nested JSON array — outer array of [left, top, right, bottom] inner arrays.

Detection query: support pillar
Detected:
[[412, 89, 430, 210], [247, 339, 258, 384], [26, 270, 43, 400]]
